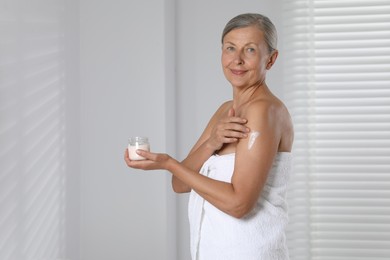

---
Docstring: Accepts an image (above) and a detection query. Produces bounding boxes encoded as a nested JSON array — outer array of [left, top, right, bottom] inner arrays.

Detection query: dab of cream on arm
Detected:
[[248, 131, 260, 150]]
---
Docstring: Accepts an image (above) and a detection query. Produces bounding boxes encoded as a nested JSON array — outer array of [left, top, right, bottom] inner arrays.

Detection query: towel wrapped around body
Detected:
[[188, 152, 292, 260]]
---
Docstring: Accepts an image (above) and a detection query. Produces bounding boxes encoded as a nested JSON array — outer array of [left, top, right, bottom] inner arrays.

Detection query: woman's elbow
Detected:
[[229, 208, 251, 219], [171, 178, 191, 193], [172, 185, 191, 194], [227, 200, 255, 219]]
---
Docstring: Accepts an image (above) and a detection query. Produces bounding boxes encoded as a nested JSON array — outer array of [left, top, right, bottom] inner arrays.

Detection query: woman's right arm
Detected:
[[172, 102, 249, 193], [171, 141, 215, 193]]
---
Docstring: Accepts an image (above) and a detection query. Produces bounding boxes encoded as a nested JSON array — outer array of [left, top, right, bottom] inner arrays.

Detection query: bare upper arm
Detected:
[[231, 101, 281, 208]]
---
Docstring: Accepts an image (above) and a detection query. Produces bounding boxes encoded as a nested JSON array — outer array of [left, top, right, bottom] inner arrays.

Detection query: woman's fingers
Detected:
[[226, 121, 250, 133], [124, 149, 151, 168], [228, 107, 235, 117], [222, 116, 247, 124], [217, 121, 249, 137], [124, 149, 132, 165], [207, 110, 249, 150], [124, 149, 172, 171]]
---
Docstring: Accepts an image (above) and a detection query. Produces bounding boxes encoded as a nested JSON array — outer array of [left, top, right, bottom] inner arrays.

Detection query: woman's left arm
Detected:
[[125, 102, 281, 218]]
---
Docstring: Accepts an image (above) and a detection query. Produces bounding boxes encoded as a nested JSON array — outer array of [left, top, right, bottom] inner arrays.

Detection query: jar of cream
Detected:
[[128, 137, 150, 160]]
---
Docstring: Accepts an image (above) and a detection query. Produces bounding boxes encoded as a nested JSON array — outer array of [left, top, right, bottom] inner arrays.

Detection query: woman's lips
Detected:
[[231, 69, 247, 75]]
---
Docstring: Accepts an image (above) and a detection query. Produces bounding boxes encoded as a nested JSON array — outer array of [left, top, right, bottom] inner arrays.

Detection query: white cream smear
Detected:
[[248, 131, 260, 150]]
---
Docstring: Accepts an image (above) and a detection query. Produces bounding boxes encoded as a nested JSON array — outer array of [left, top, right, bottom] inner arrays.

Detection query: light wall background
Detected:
[[0, 0, 284, 259], [80, 0, 177, 259], [0, 0, 80, 259], [80, 1, 284, 259]]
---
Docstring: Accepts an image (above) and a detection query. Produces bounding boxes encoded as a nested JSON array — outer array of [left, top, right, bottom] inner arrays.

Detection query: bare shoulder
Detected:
[[187, 100, 233, 155], [202, 100, 233, 133], [241, 95, 287, 120], [217, 100, 233, 115], [242, 95, 294, 152]]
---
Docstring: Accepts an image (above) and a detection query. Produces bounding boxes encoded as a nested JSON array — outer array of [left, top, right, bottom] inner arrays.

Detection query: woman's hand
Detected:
[[207, 108, 250, 151], [124, 149, 175, 171]]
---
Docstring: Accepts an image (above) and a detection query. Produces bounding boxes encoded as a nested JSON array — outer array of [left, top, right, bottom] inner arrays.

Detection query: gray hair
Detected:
[[221, 13, 278, 53]]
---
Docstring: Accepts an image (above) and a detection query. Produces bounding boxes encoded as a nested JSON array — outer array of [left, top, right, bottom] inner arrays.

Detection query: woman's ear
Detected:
[[266, 50, 278, 70]]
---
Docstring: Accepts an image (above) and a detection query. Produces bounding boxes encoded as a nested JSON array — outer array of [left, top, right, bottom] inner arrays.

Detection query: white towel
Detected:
[[188, 153, 292, 260]]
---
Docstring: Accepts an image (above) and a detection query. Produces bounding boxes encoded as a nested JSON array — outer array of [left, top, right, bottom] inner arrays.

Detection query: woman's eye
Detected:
[[247, 48, 255, 53], [226, 46, 235, 51]]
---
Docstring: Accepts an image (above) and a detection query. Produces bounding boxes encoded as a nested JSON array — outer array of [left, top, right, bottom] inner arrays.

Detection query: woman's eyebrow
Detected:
[[223, 41, 258, 46], [223, 41, 236, 46]]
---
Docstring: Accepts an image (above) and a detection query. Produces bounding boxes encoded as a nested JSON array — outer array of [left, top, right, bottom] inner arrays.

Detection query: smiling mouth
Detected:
[[231, 69, 247, 75]]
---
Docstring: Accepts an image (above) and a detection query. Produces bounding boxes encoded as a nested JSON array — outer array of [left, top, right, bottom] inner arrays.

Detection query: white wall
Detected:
[[64, 1, 81, 259], [0, 1, 284, 259], [0, 0, 80, 259], [80, 0, 176, 259], [0, 1, 283, 259]]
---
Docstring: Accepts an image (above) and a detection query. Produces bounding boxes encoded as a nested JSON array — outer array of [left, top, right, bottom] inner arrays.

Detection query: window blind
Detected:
[[283, 0, 390, 259]]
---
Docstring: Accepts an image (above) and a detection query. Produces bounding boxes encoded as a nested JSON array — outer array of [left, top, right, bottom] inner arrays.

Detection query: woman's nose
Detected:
[[233, 51, 244, 65]]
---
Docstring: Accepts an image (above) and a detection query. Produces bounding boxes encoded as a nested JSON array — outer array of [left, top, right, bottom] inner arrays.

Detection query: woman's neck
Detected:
[[232, 82, 269, 111]]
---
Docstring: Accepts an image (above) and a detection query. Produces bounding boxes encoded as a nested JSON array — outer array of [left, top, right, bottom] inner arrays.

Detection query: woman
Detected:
[[125, 13, 293, 260]]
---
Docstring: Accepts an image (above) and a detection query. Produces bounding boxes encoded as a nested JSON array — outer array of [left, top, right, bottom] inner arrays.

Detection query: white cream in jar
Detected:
[[128, 137, 150, 160]]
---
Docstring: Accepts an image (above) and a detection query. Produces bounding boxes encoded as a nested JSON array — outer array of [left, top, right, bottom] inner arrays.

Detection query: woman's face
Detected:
[[221, 26, 272, 89]]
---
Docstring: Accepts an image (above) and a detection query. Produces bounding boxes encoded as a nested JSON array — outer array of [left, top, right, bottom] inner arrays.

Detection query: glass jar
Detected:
[[128, 137, 150, 160]]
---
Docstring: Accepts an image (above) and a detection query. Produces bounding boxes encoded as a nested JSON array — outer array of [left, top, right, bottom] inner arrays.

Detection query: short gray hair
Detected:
[[221, 13, 278, 53]]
